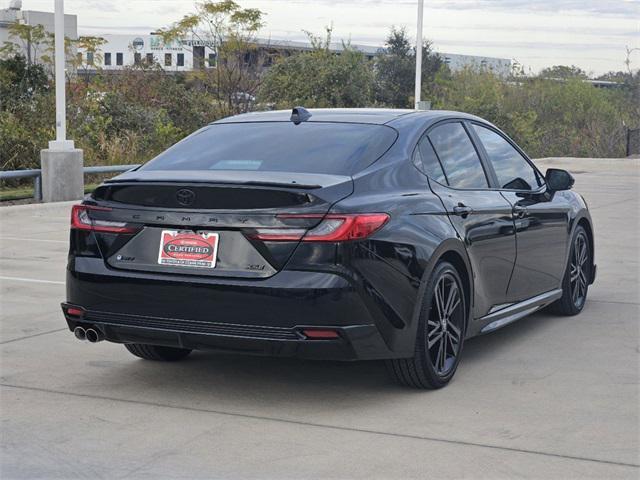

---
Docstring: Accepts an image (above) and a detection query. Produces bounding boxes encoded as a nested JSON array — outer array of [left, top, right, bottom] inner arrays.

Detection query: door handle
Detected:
[[513, 205, 528, 218], [453, 204, 473, 217]]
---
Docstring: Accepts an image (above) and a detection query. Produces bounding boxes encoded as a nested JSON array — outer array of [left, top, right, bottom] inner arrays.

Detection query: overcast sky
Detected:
[[16, 0, 640, 75]]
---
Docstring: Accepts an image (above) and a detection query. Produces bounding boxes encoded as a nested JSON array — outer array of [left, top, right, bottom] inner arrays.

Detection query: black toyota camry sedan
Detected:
[[62, 108, 596, 388]]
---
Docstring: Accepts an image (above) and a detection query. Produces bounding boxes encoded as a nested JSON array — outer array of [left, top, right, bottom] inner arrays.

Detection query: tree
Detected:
[[70, 36, 107, 83], [431, 66, 635, 158], [158, 0, 265, 115], [0, 54, 53, 171], [0, 54, 49, 110], [538, 65, 588, 79], [595, 71, 630, 83], [0, 22, 53, 66], [258, 29, 374, 108], [374, 27, 445, 108]]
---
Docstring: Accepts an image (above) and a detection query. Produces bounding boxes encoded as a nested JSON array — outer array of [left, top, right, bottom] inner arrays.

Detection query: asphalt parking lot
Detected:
[[1, 157, 638, 479]]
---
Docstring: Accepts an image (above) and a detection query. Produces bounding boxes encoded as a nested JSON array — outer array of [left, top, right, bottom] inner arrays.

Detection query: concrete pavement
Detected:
[[1, 157, 638, 479]]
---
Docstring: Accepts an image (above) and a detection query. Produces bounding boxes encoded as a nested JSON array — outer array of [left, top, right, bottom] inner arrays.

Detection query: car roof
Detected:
[[212, 108, 486, 126]]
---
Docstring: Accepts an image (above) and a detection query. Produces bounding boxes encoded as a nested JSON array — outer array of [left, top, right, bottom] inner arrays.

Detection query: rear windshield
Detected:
[[140, 122, 398, 175]]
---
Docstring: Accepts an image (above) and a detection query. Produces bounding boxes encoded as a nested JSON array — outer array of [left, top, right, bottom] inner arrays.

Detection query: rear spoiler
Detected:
[[105, 170, 352, 190]]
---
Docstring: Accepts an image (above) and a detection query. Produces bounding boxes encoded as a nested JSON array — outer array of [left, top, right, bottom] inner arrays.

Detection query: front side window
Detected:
[[428, 122, 488, 189], [472, 124, 542, 190]]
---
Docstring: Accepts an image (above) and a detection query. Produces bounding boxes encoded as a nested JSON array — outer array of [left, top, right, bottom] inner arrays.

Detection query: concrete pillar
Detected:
[[40, 148, 84, 202]]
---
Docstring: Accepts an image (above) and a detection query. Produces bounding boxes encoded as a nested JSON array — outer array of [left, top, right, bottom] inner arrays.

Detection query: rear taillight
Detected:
[[71, 205, 139, 234], [251, 213, 389, 242]]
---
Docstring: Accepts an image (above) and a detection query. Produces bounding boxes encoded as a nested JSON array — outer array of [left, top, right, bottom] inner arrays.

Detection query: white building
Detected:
[[78, 34, 216, 72], [0, 1, 77, 65], [440, 53, 511, 76], [77, 34, 511, 77]]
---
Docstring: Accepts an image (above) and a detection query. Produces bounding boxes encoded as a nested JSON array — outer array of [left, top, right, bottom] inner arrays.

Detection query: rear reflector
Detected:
[[247, 228, 307, 242], [71, 204, 139, 234], [251, 213, 389, 242], [66, 307, 84, 317], [302, 329, 340, 339]]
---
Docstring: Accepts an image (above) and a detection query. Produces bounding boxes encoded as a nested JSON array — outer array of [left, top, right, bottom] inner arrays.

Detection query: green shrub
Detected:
[[259, 31, 374, 108]]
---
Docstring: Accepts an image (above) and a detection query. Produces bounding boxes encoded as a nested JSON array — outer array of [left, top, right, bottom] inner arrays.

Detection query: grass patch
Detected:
[[0, 183, 100, 202]]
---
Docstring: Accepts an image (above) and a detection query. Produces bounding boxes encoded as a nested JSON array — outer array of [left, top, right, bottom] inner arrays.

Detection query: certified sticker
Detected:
[[158, 230, 219, 268]]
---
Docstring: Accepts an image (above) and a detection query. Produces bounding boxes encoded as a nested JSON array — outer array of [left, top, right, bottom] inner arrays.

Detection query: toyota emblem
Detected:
[[176, 189, 196, 206]]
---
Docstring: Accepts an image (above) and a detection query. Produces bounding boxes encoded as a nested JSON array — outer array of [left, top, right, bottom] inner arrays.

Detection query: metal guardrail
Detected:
[[0, 164, 140, 201]]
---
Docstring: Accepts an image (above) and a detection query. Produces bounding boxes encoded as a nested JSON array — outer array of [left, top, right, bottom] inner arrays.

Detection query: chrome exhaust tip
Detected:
[[85, 328, 104, 343], [74, 326, 86, 341]]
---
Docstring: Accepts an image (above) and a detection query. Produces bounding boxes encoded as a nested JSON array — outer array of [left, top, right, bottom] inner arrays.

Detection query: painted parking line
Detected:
[[0, 328, 67, 345], [0, 237, 67, 244], [0, 276, 64, 285]]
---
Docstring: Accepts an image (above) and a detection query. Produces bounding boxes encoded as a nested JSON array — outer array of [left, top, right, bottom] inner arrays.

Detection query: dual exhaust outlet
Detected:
[[73, 326, 104, 343]]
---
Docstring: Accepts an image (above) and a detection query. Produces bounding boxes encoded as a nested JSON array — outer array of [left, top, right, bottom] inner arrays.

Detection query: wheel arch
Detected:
[[439, 250, 473, 327], [576, 215, 596, 283], [408, 239, 474, 347], [563, 205, 595, 284]]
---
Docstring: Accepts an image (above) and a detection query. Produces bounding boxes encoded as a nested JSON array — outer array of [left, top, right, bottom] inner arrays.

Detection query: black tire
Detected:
[[124, 343, 192, 361], [548, 225, 591, 316], [387, 261, 467, 389]]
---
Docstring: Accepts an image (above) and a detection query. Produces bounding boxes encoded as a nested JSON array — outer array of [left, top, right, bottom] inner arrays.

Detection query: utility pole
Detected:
[[52, 0, 71, 150], [414, 0, 423, 110], [40, 0, 84, 202]]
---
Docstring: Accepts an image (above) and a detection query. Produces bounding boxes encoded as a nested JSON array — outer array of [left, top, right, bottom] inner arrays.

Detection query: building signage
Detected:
[[181, 39, 216, 48], [150, 35, 183, 51], [132, 37, 144, 50]]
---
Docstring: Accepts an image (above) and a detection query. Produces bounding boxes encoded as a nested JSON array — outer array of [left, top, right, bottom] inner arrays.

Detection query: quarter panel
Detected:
[[303, 157, 468, 355]]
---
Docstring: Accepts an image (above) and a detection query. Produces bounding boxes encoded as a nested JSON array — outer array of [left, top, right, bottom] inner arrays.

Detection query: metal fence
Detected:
[[0, 165, 140, 201]]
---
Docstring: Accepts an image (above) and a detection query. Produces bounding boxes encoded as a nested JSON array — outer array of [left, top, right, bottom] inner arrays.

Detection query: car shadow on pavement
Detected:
[[461, 309, 566, 363], [87, 308, 571, 409]]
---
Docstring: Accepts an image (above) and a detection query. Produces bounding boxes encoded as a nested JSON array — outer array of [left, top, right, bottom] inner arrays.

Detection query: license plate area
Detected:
[[106, 227, 276, 278], [157, 230, 219, 269]]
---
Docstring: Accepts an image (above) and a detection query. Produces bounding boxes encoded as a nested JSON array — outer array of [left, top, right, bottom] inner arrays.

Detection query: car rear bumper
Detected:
[[64, 258, 400, 360]]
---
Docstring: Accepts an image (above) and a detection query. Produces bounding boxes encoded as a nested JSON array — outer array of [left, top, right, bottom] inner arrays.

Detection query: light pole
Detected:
[[50, 0, 73, 150], [40, 0, 83, 202], [414, 0, 424, 110]]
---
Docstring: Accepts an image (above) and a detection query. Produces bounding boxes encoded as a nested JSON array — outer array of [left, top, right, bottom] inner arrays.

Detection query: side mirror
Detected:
[[545, 168, 574, 191]]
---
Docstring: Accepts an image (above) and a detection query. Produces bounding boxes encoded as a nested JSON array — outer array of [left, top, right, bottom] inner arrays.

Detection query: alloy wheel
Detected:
[[427, 272, 465, 376], [570, 232, 589, 308]]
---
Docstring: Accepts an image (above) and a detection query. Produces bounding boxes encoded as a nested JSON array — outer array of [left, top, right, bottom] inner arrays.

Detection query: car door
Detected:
[[468, 122, 570, 302], [415, 121, 517, 319]]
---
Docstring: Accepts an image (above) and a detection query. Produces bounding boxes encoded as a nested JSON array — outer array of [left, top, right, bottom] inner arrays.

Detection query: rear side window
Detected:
[[414, 136, 447, 184], [428, 122, 488, 189], [472, 124, 542, 190], [141, 122, 398, 176]]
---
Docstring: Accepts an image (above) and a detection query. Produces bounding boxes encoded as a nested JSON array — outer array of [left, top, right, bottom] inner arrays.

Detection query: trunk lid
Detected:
[[88, 170, 353, 278]]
